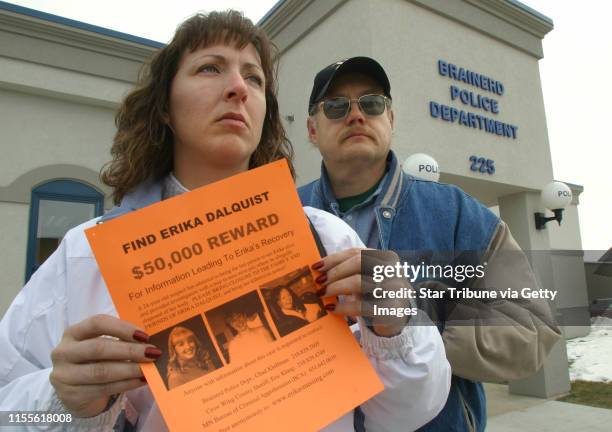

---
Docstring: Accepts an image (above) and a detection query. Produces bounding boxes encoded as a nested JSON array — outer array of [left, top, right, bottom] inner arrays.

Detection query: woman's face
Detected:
[[172, 331, 197, 362], [278, 288, 294, 309], [168, 42, 266, 179]]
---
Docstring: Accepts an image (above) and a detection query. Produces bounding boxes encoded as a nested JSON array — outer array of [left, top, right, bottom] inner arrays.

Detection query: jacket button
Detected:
[[382, 210, 392, 219]]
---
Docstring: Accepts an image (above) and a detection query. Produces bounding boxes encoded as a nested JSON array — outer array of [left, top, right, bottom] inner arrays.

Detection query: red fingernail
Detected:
[[312, 261, 325, 270], [145, 347, 162, 359], [140, 376, 147, 383], [315, 274, 328, 284], [133, 330, 149, 343], [316, 287, 326, 297], [324, 303, 336, 311]]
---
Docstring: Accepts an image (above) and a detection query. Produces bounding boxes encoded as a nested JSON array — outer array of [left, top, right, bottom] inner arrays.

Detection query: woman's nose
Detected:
[[224, 70, 248, 102]]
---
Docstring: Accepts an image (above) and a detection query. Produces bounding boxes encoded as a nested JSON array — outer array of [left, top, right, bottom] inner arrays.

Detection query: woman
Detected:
[[166, 326, 215, 390], [273, 286, 322, 336], [225, 311, 274, 363], [0, 11, 450, 431]]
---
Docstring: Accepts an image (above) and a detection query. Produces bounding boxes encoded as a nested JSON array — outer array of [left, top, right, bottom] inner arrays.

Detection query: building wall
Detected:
[[0, 202, 29, 309], [0, 5, 159, 315], [0, 88, 118, 184], [584, 263, 612, 303], [550, 250, 590, 337], [369, 0, 552, 190], [547, 189, 590, 337], [548, 202, 583, 250]]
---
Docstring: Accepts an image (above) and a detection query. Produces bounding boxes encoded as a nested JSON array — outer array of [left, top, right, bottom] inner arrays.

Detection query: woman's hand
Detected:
[[313, 248, 413, 337], [49, 314, 161, 418]]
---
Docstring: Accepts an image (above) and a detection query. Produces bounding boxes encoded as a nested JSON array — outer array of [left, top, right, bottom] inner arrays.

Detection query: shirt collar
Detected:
[[318, 155, 391, 210], [162, 172, 190, 200]]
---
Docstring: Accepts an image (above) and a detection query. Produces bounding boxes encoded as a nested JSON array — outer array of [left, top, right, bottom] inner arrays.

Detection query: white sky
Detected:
[[6, 0, 612, 252]]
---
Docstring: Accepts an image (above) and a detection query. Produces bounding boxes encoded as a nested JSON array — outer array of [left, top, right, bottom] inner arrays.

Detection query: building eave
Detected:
[[467, 0, 553, 38], [0, 1, 163, 61], [259, 0, 554, 59]]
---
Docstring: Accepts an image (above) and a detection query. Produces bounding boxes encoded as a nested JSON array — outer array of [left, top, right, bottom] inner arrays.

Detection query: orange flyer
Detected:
[[85, 160, 383, 431]]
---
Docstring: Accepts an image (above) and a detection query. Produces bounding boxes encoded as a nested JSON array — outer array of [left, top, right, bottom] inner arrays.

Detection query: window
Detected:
[[26, 180, 103, 282]]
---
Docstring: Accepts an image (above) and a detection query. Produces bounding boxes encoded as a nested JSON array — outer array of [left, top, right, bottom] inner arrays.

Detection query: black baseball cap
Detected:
[[308, 56, 391, 113]]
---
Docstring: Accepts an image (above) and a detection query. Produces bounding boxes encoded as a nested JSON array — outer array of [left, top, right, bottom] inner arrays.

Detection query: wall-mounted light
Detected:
[[403, 153, 440, 182], [535, 181, 573, 230]]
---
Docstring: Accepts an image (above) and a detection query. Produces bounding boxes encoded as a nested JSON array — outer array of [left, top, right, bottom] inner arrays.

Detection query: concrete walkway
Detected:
[[485, 383, 612, 431]]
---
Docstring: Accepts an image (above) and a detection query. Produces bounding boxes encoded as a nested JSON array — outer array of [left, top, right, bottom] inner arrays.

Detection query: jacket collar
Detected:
[[317, 150, 410, 210], [377, 150, 407, 209]]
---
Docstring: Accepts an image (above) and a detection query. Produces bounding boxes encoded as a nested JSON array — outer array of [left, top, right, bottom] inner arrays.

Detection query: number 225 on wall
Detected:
[[469, 156, 495, 175]]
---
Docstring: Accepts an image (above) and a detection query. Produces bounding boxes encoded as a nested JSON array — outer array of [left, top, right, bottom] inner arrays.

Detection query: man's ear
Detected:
[[388, 108, 395, 130], [307, 116, 318, 146]]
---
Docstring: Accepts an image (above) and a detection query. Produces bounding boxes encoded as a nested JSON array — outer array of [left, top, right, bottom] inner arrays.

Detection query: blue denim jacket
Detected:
[[299, 150, 499, 432]]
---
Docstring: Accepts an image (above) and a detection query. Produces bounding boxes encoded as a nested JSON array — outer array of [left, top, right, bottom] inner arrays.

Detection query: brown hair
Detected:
[[101, 10, 294, 204]]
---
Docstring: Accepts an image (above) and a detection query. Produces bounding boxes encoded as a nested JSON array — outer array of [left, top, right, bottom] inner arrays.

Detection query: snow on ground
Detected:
[[566, 316, 612, 383]]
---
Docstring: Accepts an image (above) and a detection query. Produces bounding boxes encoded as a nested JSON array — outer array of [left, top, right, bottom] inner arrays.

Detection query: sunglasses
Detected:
[[311, 94, 392, 120]]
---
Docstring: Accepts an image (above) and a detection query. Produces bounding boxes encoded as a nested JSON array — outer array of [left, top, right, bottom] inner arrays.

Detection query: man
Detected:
[[299, 57, 561, 431]]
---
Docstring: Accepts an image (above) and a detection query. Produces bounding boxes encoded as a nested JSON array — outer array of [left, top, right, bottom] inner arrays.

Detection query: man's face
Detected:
[[308, 72, 394, 170]]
